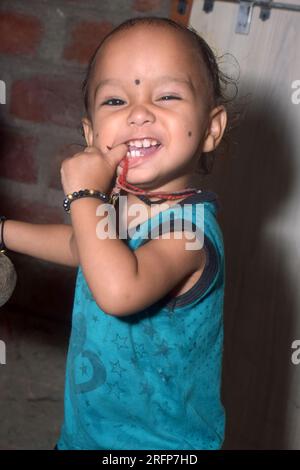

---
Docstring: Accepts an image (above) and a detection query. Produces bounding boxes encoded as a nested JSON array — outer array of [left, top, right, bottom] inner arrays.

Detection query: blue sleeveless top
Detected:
[[57, 190, 226, 450]]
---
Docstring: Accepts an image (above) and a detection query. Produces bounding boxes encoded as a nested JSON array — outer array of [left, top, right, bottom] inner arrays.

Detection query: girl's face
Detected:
[[83, 26, 220, 191]]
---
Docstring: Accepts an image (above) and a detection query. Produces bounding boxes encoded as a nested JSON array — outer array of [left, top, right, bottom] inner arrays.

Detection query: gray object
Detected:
[[0, 252, 17, 307], [202, 1, 300, 35]]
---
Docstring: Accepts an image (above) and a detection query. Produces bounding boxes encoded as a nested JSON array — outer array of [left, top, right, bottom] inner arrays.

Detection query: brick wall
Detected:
[[0, 0, 172, 321]]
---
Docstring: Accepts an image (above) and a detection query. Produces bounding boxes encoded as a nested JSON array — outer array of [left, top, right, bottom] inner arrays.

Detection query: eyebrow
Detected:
[[93, 75, 196, 100], [155, 75, 196, 94], [94, 79, 121, 98]]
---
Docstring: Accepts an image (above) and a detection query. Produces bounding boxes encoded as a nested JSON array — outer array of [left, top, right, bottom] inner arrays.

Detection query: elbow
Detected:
[[96, 302, 135, 318], [94, 290, 136, 317], [92, 270, 140, 316]]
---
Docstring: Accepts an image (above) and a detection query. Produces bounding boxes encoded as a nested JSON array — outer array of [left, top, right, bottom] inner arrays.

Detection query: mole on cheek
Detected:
[[188, 131, 192, 137], [134, 79, 140, 85]]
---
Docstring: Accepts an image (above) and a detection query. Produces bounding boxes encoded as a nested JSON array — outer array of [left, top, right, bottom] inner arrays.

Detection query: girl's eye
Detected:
[[159, 95, 181, 101], [102, 98, 125, 106]]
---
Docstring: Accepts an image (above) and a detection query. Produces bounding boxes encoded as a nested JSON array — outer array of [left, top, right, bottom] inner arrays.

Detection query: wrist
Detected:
[[63, 188, 110, 213]]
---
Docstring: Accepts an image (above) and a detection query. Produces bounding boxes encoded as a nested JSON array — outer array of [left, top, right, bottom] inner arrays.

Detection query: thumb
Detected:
[[106, 143, 128, 168]]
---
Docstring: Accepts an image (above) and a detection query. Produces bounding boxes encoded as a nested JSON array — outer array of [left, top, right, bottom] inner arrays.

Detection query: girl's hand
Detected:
[[60, 144, 128, 195]]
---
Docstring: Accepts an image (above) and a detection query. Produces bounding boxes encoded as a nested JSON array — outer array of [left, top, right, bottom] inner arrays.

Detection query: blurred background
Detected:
[[0, 0, 300, 450]]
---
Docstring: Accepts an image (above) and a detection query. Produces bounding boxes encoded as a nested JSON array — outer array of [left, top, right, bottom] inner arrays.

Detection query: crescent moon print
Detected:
[[75, 350, 107, 394], [69, 313, 107, 394]]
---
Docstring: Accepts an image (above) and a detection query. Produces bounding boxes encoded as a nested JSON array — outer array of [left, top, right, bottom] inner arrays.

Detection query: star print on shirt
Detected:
[[152, 400, 176, 429], [80, 364, 88, 376], [110, 360, 127, 378], [142, 322, 156, 339], [111, 334, 129, 350], [134, 343, 147, 359], [153, 339, 171, 357], [106, 381, 126, 400]]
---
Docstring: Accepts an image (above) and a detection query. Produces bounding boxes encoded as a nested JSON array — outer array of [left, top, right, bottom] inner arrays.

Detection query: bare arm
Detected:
[[70, 198, 205, 316], [1, 220, 79, 267]]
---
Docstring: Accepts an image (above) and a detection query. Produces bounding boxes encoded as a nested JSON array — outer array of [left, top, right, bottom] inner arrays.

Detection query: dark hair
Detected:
[[81, 16, 241, 176]]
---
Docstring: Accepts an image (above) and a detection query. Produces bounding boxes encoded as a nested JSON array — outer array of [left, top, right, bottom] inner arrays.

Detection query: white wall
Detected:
[[190, 0, 300, 449]]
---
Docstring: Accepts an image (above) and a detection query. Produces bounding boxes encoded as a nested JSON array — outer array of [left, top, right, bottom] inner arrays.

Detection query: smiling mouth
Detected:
[[119, 138, 163, 168], [126, 138, 161, 158]]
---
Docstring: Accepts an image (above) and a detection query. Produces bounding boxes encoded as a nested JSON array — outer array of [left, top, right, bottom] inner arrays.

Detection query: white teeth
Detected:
[[126, 138, 161, 158], [127, 149, 141, 158], [133, 150, 141, 157], [127, 138, 159, 148]]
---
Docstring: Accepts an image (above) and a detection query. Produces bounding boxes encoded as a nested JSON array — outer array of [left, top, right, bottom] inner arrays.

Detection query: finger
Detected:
[[106, 143, 128, 167]]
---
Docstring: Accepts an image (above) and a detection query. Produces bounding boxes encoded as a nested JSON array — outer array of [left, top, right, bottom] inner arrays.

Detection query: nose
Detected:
[[127, 104, 155, 126]]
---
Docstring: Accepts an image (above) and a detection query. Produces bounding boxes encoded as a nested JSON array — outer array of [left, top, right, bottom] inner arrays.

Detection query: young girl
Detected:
[[1, 16, 230, 450]]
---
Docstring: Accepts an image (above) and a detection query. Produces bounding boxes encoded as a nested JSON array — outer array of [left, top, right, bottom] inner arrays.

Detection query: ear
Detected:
[[202, 105, 227, 153], [82, 117, 94, 147]]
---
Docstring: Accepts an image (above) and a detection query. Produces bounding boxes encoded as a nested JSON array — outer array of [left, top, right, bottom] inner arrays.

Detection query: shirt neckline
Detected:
[[119, 190, 218, 242]]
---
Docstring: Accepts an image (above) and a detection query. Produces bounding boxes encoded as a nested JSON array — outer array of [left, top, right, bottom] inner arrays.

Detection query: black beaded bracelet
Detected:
[[0, 215, 8, 253], [63, 189, 110, 213]]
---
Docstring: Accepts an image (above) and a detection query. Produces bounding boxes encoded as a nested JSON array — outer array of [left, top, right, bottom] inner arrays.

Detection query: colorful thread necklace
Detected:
[[109, 154, 201, 206]]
